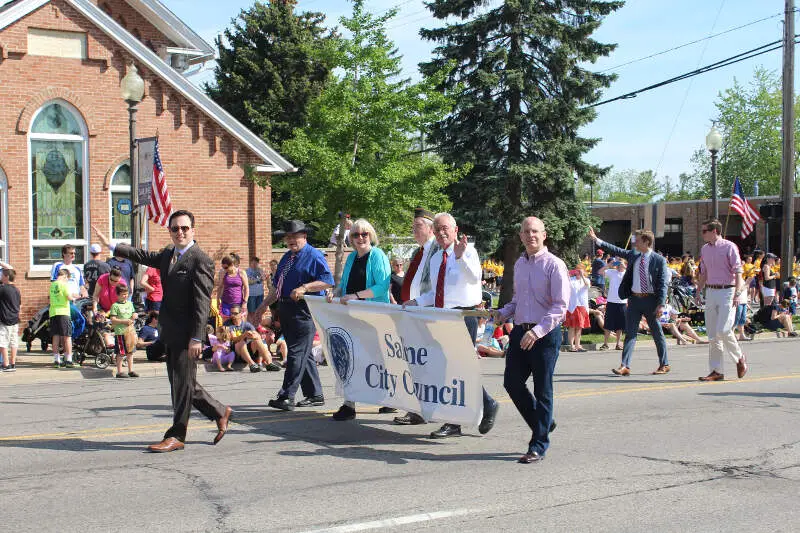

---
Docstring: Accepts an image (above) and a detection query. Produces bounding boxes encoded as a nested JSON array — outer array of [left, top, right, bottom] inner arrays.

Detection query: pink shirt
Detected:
[[700, 237, 742, 286], [498, 247, 570, 339]]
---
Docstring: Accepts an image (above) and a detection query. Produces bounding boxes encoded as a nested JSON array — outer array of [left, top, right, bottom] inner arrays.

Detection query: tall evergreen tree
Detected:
[[206, 0, 336, 147], [420, 0, 623, 304]]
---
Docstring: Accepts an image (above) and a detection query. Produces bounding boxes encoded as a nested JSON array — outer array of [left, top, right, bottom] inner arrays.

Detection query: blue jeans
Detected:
[[621, 295, 668, 369], [503, 325, 561, 455]]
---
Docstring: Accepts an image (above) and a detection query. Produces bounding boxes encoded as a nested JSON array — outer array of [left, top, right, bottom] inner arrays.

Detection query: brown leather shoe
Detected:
[[518, 452, 545, 464], [147, 437, 184, 453], [611, 366, 630, 376], [699, 371, 724, 382], [737, 356, 747, 379], [653, 365, 671, 375], [214, 406, 233, 445]]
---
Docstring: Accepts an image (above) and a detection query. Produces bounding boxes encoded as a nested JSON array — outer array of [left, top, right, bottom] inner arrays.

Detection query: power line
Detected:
[[591, 38, 793, 108], [600, 12, 783, 73]]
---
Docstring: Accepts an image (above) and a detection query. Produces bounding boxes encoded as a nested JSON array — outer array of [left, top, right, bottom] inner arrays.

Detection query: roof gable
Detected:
[[0, 0, 296, 173], [121, 0, 213, 61]]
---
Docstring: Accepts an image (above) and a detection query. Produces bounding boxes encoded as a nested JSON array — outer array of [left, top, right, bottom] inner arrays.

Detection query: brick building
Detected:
[[0, 0, 295, 317], [589, 195, 800, 258]]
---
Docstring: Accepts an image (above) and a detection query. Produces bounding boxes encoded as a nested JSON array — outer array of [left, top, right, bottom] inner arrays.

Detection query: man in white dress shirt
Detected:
[[406, 212, 499, 438]]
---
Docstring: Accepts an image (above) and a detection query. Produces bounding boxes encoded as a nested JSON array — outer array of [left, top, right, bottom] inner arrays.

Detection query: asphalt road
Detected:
[[1, 338, 799, 533]]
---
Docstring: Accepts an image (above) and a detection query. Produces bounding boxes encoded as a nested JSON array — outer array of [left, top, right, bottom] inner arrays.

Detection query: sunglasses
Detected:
[[170, 225, 191, 233], [352, 232, 370, 239]]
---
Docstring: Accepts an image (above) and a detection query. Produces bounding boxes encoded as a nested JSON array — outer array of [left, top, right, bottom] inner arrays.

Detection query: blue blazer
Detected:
[[338, 247, 391, 303], [598, 240, 668, 306]]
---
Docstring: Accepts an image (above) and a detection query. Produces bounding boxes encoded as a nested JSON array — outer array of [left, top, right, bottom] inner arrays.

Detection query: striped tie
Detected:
[[276, 254, 296, 297], [639, 256, 648, 293]]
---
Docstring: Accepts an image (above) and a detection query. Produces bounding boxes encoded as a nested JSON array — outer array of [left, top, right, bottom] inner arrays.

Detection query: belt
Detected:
[[278, 297, 298, 303], [706, 284, 734, 289], [518, 323, 538, 331], [454, 305, 477, 310], [631, 292, 653, 297]]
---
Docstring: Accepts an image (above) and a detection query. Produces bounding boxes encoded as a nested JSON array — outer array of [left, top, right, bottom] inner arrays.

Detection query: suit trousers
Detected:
[[163, 342, 226, 442], [621, 295, 668, 369], [705, 287, 742, 374], [503, 325, 561, 455], [277, 300, 323, 400]]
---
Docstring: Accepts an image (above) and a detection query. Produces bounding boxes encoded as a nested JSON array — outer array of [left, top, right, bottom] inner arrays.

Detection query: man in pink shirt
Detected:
[[696, 219, 747, 382], [495, 217, 570, 464]]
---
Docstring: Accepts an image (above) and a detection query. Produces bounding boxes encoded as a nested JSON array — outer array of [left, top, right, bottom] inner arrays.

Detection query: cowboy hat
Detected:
[[273, 220, 313, 239]]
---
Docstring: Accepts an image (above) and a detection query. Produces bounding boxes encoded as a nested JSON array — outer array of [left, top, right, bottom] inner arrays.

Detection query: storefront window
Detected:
[[29, 101, 87, 268], [110, 163, 132, 243]]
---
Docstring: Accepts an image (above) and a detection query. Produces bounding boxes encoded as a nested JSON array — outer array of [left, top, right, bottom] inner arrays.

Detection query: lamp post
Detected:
[[120, 63, 145, 249], [705, 125, 723, 220]]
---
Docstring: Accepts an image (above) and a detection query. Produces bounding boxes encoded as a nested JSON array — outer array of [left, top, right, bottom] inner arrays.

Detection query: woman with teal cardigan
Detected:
[[327, 218, 390, 421]]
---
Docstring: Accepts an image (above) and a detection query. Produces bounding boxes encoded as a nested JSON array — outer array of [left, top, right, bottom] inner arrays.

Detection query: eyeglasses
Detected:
[[352, 232, 370, 239], [109, 276, 120, 282], [170, 225, 191, 234]]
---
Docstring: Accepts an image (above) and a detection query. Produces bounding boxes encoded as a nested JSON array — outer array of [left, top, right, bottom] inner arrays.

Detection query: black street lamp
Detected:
[[120, 62, 145, 249]]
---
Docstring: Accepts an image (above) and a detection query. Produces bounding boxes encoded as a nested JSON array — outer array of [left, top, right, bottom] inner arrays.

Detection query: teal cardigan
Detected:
[[338, 247, 391, 303]]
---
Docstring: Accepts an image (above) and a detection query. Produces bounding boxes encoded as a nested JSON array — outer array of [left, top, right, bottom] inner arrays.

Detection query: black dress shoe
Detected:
[[378, 406, 398, 414], [518, 451, 544, 464], [478, 401, 499, 435], [267, 397, 295, 411], [430, 423, 462, 439], [332, 404, 356, 421], [550, 420, 557, 433], [296, 395, 325, 407], [393, 412, 426, 425]]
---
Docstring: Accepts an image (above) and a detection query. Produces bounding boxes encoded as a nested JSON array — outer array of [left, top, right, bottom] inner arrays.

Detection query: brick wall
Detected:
[[0, 0, 274, 319]]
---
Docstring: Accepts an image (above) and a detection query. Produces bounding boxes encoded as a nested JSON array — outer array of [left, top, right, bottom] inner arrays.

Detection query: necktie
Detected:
[[275, 253, 296, 297], [639, 255, 648, 293], [435, 251, 448, 308], [400, 247, 424, 302], [169, 251, 179, 271]]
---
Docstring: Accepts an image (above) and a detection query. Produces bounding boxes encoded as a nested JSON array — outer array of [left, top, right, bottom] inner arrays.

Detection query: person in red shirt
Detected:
[[141, 266, 163, 312]]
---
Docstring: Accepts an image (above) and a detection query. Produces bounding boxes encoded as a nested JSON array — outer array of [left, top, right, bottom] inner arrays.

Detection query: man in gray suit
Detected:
[[393, 207, 440, 425], [589, 227, 670, 376]]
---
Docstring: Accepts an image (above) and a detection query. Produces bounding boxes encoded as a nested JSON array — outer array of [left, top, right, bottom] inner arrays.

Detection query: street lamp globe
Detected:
[[120, 63, 145, 103], [705, 125, 723, 153]]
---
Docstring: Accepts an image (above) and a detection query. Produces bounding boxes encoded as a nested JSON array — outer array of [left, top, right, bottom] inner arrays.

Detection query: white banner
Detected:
[[305, 296, 484, 427]]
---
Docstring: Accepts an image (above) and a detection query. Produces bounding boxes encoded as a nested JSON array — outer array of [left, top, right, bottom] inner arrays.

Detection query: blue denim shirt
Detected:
[[273, 243, 334, 298]]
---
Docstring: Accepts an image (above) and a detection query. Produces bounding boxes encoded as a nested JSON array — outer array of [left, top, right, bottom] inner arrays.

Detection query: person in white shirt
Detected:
[[599, 259, 627, 350], [50, 244, 85, 298], [406, 212, 499, 439], [329, 215, 353, 247], [565, 265, 590, 352]]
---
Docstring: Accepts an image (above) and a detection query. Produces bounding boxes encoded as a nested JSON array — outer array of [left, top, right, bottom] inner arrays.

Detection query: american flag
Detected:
[[730, 177, 761, 239], [146, 139, 173, 227]]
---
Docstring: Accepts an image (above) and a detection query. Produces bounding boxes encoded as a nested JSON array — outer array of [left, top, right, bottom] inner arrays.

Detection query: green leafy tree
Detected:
[[420, 0, 623, 304], [278, 0, 463, 250], [206, 0, 336, 147]]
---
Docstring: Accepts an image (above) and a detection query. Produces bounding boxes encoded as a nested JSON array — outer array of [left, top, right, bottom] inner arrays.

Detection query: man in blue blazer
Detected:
[[588, 227, 670, 375]]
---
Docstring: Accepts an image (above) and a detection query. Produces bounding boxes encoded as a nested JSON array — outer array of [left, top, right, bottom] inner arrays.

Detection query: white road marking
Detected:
[[300, 508, 477, 533]]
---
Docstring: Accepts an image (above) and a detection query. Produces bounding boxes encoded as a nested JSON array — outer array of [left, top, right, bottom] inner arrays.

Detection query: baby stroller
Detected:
[[73, 304, 116, 369], [21, 298, 91, 353]]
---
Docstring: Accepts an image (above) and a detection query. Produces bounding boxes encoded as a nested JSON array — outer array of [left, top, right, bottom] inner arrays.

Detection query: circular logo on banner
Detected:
[[326, 326, 354, 385], [117, 198, 133, 215]]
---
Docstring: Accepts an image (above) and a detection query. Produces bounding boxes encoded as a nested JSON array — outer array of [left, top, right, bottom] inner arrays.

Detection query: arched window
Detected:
[[29, 101, 88, 267], [109, 162, 132, 245], [0, 169, 7, 263]]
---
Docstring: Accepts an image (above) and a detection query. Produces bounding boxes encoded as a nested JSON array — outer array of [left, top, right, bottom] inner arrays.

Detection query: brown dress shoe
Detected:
[[611, 366, 630, 376], [653, 365, 671, 375], [699, 371, 724, 382], [147, 437, 184, 453], [737, 356, 748, 379], [214, 406, 233, 445], [519, 452, 545, 464]]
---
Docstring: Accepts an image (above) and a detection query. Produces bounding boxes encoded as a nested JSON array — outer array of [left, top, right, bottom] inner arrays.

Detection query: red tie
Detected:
[[435, 251, 448, 308], [400, 248, 424, 303]]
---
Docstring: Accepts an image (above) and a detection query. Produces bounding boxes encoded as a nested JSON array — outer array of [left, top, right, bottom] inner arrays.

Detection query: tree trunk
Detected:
[[333, 211, 347, 285], [499, 235, 518, 307]]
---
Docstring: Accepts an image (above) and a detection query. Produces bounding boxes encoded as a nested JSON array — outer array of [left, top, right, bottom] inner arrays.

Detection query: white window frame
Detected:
[[0, 169, 7, 263], [109, 161, 132, 247], [27, 99, 90, 271]]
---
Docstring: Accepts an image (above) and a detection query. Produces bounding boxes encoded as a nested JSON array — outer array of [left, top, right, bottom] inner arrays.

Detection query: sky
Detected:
[[162, 0, 797, 188]]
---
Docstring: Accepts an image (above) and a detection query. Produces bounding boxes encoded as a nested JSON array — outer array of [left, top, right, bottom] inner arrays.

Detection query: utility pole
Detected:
[[781, 0, 795, 283]]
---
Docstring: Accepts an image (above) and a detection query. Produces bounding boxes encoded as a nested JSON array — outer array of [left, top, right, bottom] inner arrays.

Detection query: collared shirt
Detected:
[[409, 237, 436, 300], [498, 247, 570, 339], [700, 237, 742, 286], [273, 243, 334, 298], [173, 240, 195, 258], [631, 251, 653, 293], [416, 242, 481, 308]]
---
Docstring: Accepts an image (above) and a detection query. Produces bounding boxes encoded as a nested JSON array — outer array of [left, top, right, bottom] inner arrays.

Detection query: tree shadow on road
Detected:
[[698, 392, 800, 399], [0, 438, 154, 452]]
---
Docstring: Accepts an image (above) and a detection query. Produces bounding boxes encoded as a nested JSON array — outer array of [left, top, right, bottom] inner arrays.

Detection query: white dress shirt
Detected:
[[631, 251, 652, 293], [409, 237, 436, 300], [416, 242, 482, 308]]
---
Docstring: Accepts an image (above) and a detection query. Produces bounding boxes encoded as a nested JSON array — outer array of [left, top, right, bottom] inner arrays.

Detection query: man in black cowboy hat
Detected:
[[259, 220, 334, 410]]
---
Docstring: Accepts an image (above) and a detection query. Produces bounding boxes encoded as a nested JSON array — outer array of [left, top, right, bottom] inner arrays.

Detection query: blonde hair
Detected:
[[215, 326, 230, 343], [351, 218, 379, 246]]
